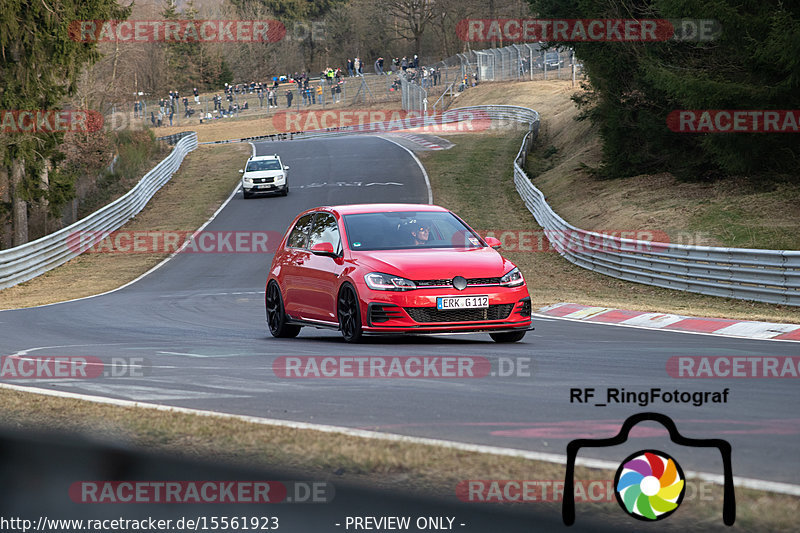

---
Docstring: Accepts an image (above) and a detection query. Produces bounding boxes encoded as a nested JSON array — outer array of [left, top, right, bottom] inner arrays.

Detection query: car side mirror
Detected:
[[310, 242, 338, 257], [484, 236, 501, 249], [283, 165, 290, 170], [238, 169, 244, 173]]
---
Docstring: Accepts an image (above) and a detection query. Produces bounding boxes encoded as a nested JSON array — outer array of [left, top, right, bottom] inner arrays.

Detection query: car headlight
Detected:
[[364, 272, 416, 291], [500, 267, 524, 287], [243, 177, 253, 184], [275, 174, 285, 181]]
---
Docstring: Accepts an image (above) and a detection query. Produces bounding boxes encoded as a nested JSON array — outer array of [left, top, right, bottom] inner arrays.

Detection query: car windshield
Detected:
[[246, 160, 282, 171], [342, 211, 484, 251]]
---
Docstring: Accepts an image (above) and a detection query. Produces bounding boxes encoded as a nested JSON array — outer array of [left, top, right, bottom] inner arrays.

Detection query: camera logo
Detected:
[[614, 450, 685, 521], [562, 412, 735, 526]]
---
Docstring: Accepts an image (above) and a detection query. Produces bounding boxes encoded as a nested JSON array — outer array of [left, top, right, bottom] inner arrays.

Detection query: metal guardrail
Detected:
[[0, 133, 198, 290], [156, 131, 195, 145], [486, 106, 800, 307]]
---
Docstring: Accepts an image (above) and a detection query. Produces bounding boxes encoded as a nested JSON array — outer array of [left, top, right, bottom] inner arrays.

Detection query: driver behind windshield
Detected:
[[410, 221, 431, 245]]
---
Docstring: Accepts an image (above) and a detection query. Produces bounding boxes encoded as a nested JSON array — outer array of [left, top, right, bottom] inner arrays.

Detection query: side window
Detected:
[[308, 213, 341, 253], [287, 214, 314, 248]]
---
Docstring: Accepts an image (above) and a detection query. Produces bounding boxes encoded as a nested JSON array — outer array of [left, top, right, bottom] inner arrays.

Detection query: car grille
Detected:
[[405, 304, 514, 323], [414, 277, 502, 287], [253, 177, 274, 184]]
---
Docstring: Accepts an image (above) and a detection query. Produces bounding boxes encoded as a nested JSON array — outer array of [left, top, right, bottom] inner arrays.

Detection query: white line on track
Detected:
[[1, 382, 797, 497], [0, 171, 243, 312], [6, 344, 125, 357], [376, 136, 433, 204]]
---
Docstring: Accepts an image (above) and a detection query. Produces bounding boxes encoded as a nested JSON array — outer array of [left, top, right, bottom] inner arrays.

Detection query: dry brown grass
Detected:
[[0, 144, 250, 310]]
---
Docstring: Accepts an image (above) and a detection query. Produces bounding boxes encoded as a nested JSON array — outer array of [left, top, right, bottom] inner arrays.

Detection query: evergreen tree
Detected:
[[0, 0, 129, 247], [529, 0, 800, 180]]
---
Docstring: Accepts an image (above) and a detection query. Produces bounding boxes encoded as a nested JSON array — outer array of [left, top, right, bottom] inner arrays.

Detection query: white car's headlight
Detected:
[[364, 272, 416, 291], [275, 174, 285, 182], [500, 267, 524, 287], [243, 177, 253, 184]]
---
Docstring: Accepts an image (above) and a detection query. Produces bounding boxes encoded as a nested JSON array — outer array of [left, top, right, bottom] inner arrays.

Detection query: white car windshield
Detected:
[[246, 160, 282, 171]]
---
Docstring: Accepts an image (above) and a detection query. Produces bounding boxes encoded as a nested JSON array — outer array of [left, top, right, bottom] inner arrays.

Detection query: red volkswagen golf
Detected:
[[265, 204, 532, 342]]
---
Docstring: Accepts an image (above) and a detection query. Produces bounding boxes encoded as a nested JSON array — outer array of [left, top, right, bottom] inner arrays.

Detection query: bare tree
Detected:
[[377, 0, 437, 59]]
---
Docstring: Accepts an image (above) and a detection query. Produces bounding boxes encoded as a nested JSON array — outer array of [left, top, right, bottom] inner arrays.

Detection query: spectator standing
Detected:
[[286, 89, 293, 108], [347, 58, 354, 77]]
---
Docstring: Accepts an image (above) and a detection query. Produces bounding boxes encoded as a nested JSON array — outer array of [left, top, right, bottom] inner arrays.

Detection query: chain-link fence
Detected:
[[397, 44, 584, 113], [428, 45, 581, 83]]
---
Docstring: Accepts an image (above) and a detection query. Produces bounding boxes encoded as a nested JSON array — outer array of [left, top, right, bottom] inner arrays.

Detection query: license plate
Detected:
[[437, 295, 489, 310]]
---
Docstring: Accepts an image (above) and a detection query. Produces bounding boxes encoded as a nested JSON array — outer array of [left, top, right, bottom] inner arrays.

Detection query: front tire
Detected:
[[266, 281, 301, 338], [490, 330, 526, 343], [243, 189, 253, 199], [337, 284, 363, 343]]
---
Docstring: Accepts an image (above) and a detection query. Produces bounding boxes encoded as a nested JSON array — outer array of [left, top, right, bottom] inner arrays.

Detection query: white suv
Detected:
[[240, 154, 289, 198]]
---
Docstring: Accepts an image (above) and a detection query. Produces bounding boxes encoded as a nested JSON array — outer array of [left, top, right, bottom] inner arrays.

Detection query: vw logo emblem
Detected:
[[452, 276, 468, 290]]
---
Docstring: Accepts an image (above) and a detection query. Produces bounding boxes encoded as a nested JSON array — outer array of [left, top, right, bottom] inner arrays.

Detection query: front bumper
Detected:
[[243, 183, 286, 194], [357, 284, 532, 333]]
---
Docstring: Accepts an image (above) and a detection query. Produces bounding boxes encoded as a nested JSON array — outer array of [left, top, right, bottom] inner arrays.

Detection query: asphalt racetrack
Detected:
[[2, 135, 798, 492]]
